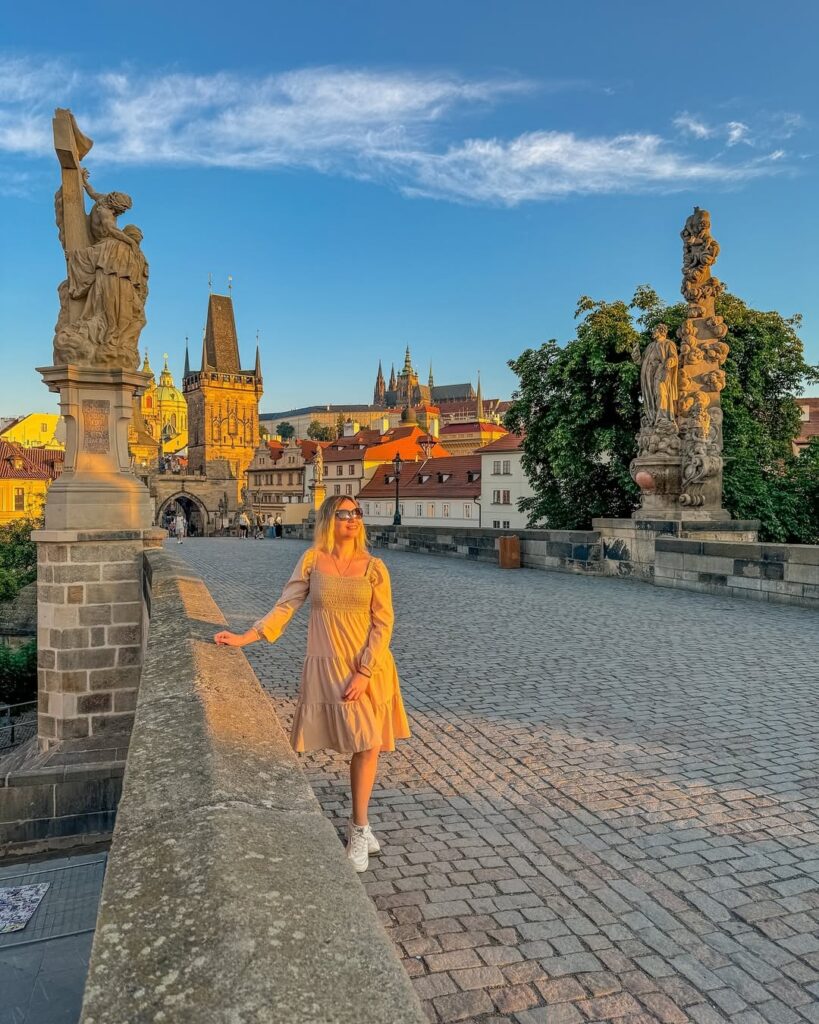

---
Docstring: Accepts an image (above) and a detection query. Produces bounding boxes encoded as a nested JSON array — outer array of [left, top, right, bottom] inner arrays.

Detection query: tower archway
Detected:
[[157, 493, 209, 538]]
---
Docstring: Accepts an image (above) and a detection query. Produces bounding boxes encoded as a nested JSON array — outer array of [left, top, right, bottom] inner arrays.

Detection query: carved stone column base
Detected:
[[38, 365, 153, 531], [630, 453, 682, 517]]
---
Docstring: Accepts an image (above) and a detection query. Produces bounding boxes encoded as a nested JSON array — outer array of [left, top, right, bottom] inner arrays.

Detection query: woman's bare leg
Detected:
[[350, 747, 380, 825]]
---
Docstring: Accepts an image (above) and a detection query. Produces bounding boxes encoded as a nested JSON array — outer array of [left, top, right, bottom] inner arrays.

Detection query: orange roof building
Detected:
[[359, 454, 482, 527]]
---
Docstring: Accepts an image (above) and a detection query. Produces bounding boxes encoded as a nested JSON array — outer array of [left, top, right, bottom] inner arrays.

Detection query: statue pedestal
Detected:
[[38, 365, 152, 531], [307, 482, 326, 523]]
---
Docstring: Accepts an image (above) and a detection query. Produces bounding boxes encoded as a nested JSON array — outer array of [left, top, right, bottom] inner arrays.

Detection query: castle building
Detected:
[[139, 352, 188, 455], [372, 346, 474, 410], [183, 293, 263, 502]]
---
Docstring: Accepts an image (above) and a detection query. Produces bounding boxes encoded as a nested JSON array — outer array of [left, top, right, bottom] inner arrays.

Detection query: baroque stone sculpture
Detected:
[[52, 109, 148, 369], [630, 207, 729, 518]]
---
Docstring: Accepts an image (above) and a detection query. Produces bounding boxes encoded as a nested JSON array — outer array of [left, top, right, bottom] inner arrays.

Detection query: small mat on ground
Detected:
[[0, 883, 50, 933]]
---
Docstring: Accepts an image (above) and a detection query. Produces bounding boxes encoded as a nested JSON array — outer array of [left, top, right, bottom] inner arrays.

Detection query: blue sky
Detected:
[[2, 0, 817, 417]]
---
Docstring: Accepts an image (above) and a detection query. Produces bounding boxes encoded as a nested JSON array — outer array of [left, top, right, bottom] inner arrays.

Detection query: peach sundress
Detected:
[[253, 548, 411, 754]]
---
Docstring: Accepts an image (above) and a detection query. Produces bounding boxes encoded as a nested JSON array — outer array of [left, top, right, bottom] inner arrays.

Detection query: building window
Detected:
[[416, 503, 423, 517], [427, 503, 435, 518], [502, 520, 510, 529], [374, 502, 381, 515], [348, 464, 355, 475], [14, 488, 25, 511], [493, 519, 500, 529], [345, 484, 353, 495], [363, 503, 370, 515], [276, 473, 282, 484], [334, 484, 341, 495], [492, 489, 501, 504], [288, 473, 294, 485], [336, 465, 343, 476], [493, 460, 501, 475], [502, 490, 511, 504], [442, 503, 449, 518], [464, 504, 472, 518], [502, 459, 511, 474]]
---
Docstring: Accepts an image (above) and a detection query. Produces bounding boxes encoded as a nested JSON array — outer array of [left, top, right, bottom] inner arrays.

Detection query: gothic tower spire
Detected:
[[183, 338, 190, 378], [428, 360, 434, 389], [476, 371, 484, 421], [373, 359, 386, 407], [388, 363, 397, 391]]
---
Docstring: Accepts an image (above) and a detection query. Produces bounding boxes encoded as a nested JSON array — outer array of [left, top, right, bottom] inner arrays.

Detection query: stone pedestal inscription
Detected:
[[82, 399, 110, 453], [631, 208, 730, 520]]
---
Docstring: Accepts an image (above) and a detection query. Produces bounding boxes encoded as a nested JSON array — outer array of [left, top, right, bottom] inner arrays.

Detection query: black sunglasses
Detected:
[[334, 508, 364, 521]]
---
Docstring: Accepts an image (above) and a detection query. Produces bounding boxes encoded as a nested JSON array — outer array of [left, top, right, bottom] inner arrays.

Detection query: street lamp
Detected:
[[392, 453, 403, 526]]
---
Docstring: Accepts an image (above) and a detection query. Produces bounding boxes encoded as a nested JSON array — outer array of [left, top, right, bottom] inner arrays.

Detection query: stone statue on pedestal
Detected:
[[37, 108, 153, 531], [630, 207, 730, 519]]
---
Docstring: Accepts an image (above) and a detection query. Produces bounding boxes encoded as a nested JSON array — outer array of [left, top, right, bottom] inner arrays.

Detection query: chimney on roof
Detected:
[[380, 415, 390, 435], [343, 419, 360, 437]]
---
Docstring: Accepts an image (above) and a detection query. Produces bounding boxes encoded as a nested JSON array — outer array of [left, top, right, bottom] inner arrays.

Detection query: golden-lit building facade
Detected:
[[183, 294, 263, 502], [0, 441, 63, 524], [139, 352, 188, 455], [0, 413, 63, 450]]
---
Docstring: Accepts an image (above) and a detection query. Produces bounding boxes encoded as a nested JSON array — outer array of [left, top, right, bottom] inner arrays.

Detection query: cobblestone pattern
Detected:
[[178, 538, 819, 1024]]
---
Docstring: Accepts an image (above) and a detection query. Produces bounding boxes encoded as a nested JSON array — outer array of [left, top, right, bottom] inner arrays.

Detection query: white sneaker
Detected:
[[347, 820, 381, 856], [346, 824, 369, 873]]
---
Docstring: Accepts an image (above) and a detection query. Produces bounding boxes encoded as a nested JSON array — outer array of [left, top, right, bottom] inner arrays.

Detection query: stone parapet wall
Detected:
[[0, 737, 126, 856], [80, 548, 425, 1024], [594, 517, 759, 580], [655, 538, 819, 610]]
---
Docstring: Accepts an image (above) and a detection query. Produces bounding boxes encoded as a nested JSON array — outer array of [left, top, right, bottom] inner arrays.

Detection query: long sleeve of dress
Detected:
[[253, 549, 314, 643], [357, 559, 394, 676]]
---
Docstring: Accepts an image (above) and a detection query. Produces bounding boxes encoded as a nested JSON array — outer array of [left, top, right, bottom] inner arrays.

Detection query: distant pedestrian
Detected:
[[173, 512, 186, 544], [214, 495, 410, 874], [238, 511, 250, 539], [274, 513, 283, 538]]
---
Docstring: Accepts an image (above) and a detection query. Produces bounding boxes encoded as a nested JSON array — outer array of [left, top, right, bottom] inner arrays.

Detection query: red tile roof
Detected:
[[478, 432, 525, 453], [0, 441, 52, 480], [439, 420, 508, 437], [359, 454, 481, 499]]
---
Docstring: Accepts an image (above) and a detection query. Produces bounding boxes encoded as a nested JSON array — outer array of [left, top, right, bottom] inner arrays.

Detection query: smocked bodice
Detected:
[[310, 568, 373, 614]]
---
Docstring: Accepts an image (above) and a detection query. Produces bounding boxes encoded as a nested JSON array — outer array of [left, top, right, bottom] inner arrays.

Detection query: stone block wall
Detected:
[[34, 528, 164, 749], [594, 517, 759, 580], [655, 539, 819, 610]]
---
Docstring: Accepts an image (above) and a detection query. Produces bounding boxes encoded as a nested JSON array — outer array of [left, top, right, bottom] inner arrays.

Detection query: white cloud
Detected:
[[726, 121, 751, 146], [0, 56, 800, 206], [673, 113, 714, 139]]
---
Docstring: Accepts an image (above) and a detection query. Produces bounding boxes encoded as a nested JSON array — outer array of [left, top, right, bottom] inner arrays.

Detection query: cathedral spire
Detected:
[[141, 350, 154, 379], [255, 342, 262, 379], [373, 359, 386, 407], [428, 360, 434, 389], [403, 345, 413, 373], [476, 371, 484, 421], [388, 362, 397, 391], [183, 338, 190, 378]]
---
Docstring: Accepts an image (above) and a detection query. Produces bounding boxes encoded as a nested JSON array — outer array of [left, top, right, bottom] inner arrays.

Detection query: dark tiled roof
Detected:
[[203, 294, 242, 373], [432, 384, 475, 401]]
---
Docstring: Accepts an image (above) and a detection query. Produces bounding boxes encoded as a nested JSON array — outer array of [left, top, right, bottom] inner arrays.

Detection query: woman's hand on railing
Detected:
[[214, 629, 257, 647]]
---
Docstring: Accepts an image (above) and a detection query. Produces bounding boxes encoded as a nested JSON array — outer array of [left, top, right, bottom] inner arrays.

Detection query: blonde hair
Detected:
[[313, 494, 369, 554]]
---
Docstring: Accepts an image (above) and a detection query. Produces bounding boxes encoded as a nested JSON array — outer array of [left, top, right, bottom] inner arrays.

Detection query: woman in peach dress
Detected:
[[214, 494, 411, 872]]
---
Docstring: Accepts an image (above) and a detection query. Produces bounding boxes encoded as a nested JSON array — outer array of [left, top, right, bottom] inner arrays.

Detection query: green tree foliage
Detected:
[[0, 640, 37, 705], [506, 288, 819, 541], [306, 420, 333, 441], [0, 515, 41, 602], [277, 421, 296, 440], [335, 413, 346, 439]]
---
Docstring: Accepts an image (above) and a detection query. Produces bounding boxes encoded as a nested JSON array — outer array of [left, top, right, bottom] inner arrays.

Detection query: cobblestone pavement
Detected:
[[178, 538, 819, 1024]]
